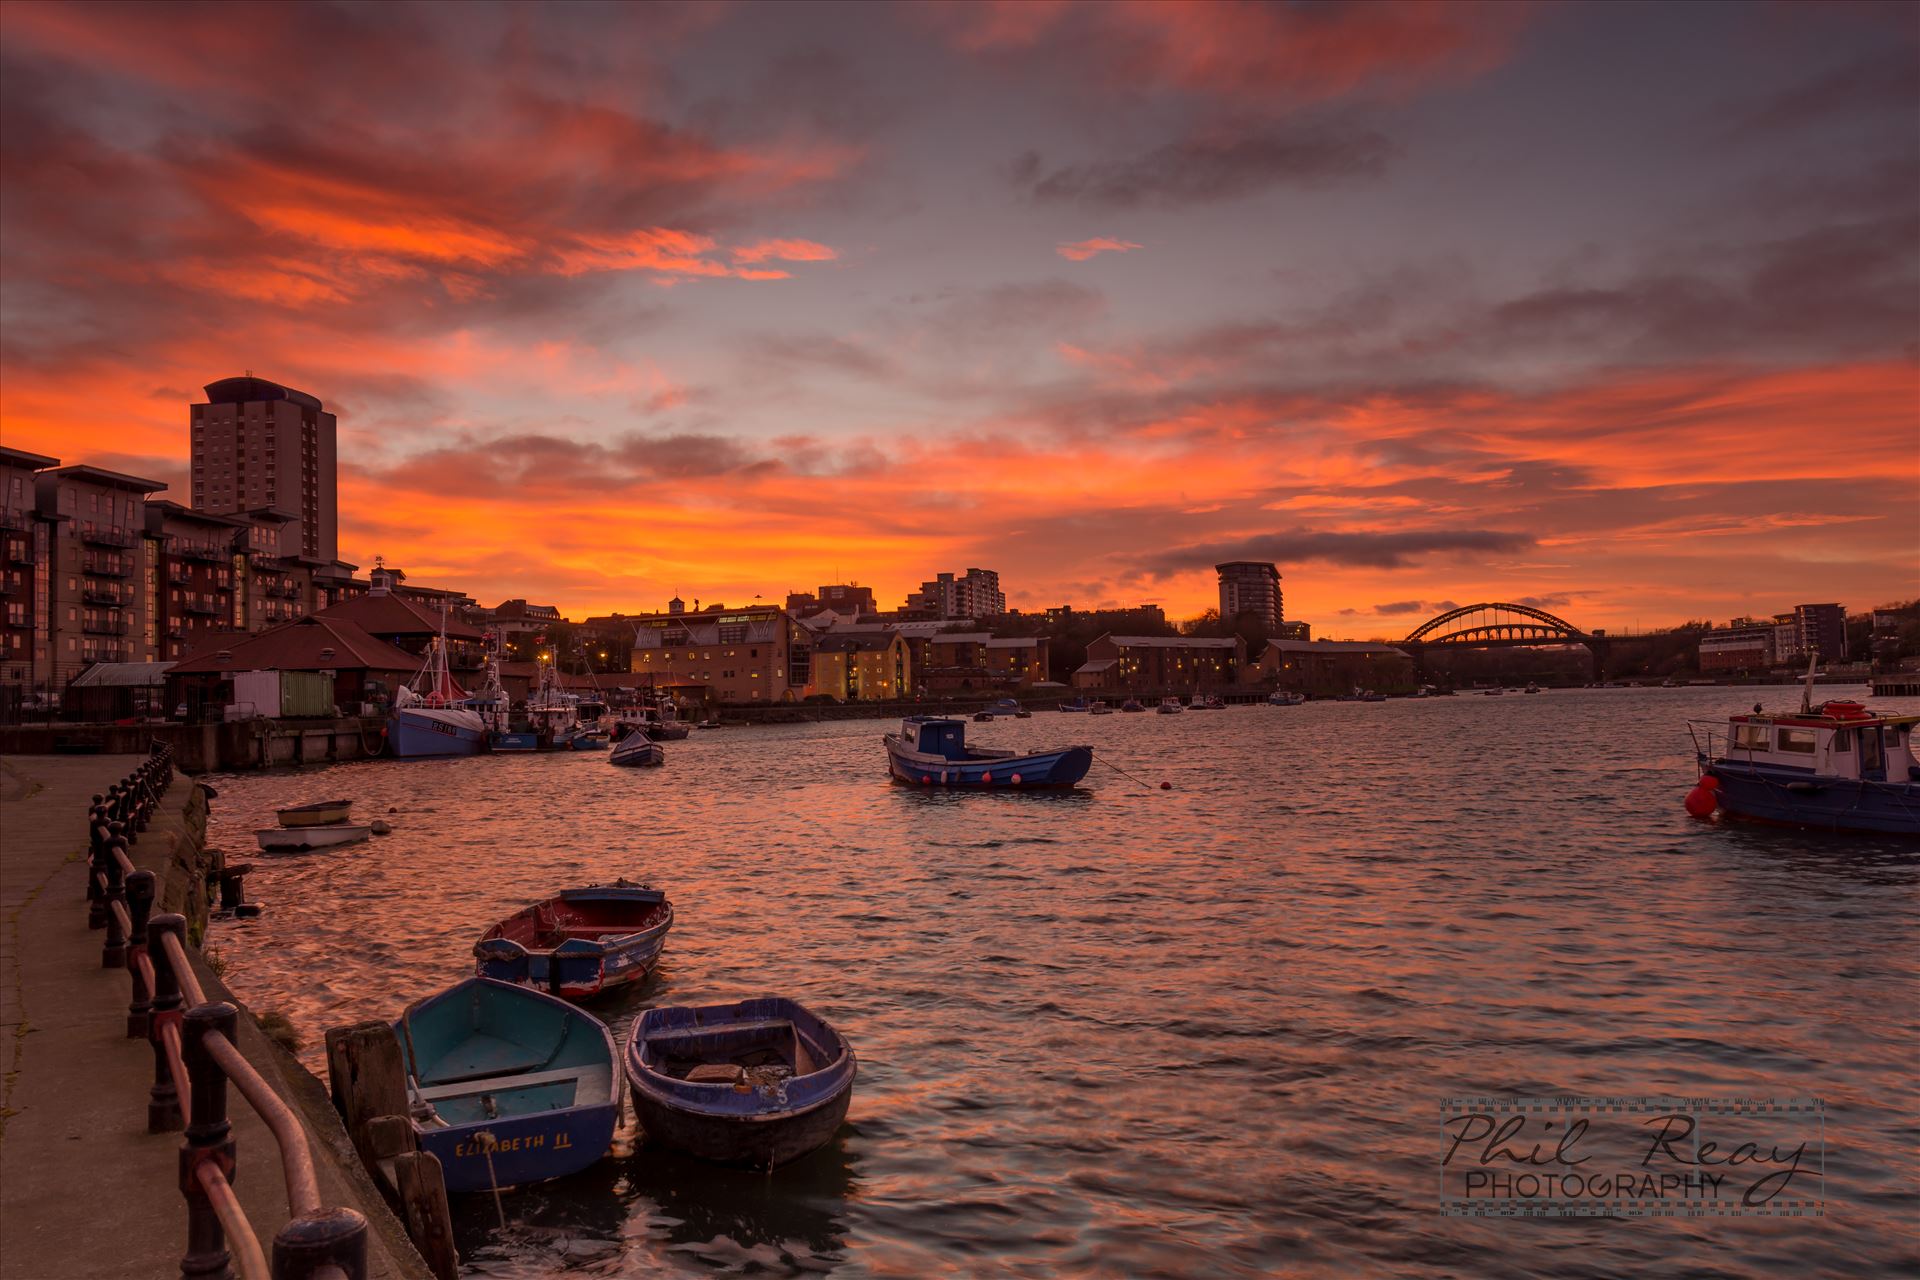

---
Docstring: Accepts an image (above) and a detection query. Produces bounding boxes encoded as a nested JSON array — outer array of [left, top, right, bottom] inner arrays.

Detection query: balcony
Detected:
[[251, 554, 285, 571], [183, 600, 221, 616], [5, 544, 30, 565], [166, 567, 192, 585], [80, 526, 135, 548], [83, 557, 131, 578], [0, 510, 26, 532], [0, 580, 18, 597], [266, 582, 302, 599], [82, 619, 129, 636], [82, 587, 126, 607], [176, 542, 228, 563]]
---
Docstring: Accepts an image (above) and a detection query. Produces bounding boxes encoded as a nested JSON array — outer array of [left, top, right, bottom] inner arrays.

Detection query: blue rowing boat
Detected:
[[395, 977, 618, 1193], [883, 716, 1093, 788], [623, 997, 856, 1168], [473, 883, 674, 999]]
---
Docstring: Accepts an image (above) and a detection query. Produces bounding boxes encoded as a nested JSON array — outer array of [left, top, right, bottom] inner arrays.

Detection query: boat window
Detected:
[[1776, 727, 1817, 754], [1732, 723, 1769, 750], [1860, 730, 1884, 774]]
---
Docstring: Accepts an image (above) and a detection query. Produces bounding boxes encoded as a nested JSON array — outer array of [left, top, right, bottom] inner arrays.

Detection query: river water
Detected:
[[203, 686, 1920, 1279]]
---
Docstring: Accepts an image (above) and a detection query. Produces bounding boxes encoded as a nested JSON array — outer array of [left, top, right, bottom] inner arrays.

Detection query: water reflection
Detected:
[[203, 687, 1920, 1279]]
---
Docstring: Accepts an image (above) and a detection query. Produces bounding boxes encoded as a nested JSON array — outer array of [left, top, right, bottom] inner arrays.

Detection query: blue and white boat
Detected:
[[609, 729, 665, 767], [389, 628, 486, 758], [624, 997, 856, 1168], [1057, 698, 1091, 713], [1688, 690, 1920, 836], [1267, 691, 1306, 706], [395, 977, 619, 1192], [474, 883, 673, 999], [883, 716, 1093, 788], [989, 698, 1031, 718]]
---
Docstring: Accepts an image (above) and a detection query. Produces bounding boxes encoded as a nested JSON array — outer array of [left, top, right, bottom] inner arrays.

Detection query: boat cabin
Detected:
[[1714, 703, 1918, 783], [898, 716, 970, 760]]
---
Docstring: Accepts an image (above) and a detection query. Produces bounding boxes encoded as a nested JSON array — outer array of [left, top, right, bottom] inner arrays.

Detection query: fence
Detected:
[[86, 745, 369, 1280]]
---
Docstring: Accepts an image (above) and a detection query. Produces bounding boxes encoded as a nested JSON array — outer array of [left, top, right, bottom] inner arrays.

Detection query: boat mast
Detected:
[[1800, 652, 1817, 714]]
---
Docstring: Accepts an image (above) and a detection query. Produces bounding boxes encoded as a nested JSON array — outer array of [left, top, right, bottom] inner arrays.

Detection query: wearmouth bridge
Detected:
[[1398, 603, 1611, 680]]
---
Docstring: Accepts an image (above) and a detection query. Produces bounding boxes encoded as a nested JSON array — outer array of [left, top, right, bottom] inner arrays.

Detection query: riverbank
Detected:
[[0, 717, 387, 774], [0, 754, 428, 1279]]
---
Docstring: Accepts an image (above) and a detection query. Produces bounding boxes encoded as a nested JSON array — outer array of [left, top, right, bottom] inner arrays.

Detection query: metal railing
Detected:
[[87, 747, 368, 1280]]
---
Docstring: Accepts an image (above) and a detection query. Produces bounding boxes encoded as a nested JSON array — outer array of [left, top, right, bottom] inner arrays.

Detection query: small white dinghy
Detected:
[[255, 823, 372, 852]]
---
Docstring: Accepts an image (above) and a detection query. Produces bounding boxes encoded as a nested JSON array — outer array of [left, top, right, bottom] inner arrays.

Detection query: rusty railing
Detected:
[[88, 745, 368, 1280]]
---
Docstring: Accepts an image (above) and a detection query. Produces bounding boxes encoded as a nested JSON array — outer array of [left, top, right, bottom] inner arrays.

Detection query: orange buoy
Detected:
[[1684, 785, 1717, 818]]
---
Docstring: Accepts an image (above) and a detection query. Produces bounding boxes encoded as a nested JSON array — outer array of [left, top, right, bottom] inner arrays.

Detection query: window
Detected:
[[1732, 723, 1769, 750], [1776, 728, 1817, 755]]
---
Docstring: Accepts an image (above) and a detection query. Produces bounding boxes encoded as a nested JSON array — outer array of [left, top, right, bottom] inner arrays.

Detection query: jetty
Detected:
[[0, 752, 429, 1279]]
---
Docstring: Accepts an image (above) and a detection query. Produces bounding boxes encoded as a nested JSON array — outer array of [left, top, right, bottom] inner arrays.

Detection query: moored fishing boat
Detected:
[[390, 615, 486, 758], [1156, 697, 1183, 714], [275, 798, 352, 827], [474, 883, 673, 999], [1686, 684, 1920, 835], [1088, 699, 1113, 715], [623, 997, 856, 1168], [609, 729, 665, 767], [1191, 694, 1227, 710], [989, 698, 1031, 718], [1266, 691, 1305, 706], [569, 727, 611, 751], [395, 977, 619, 1193], [255, 823, 371, 852], [1058, 698, 1090, 713], [883, 716, 1093, 788], [1120, 698, 1146, 712]]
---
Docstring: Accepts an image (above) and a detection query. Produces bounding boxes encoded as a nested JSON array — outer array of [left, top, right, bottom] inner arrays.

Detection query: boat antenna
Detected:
[[1801, 651, 1817, 714]]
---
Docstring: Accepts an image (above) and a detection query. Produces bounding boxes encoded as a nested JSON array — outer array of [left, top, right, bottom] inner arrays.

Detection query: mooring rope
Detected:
[[1093, 753, 1167, 793]]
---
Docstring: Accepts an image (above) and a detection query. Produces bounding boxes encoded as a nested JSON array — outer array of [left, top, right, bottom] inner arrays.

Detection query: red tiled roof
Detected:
[[169, 616, 422, 675], [316, 592, 483, 640]]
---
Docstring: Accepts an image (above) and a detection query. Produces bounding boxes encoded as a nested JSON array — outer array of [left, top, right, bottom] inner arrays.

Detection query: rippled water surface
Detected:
[[203, 687, 1920, 1278]]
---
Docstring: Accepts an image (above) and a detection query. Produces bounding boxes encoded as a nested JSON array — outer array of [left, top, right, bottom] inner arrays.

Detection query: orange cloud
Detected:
[[731, 239, 840, 264], [1057, 237, 1143, 261]]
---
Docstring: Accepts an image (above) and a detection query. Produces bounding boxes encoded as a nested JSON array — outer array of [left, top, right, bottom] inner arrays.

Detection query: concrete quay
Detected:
[[0, 754, 427, 1280]]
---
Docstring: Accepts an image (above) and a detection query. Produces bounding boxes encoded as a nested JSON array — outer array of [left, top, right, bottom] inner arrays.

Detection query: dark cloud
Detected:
[[1135, 529, 1535, 575], [1513, 595, 1572, 610], [749, 334, 897, 380], [1011, 123, 1393, 210], [1374, 599, 1459, 616], [1726, 52, 1920, 140]]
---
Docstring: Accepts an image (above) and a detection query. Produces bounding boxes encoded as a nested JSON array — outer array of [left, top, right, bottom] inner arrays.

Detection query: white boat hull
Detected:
[[256, 823, 372, 852]]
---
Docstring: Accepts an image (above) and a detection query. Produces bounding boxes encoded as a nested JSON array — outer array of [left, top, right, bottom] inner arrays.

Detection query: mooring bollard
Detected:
[[126, 870, 156, 1038], [272, 1206, 370, 1280], [147, 913, 187, 1133], [180, 1002, 239, 1280], [100, 836, 128, 969], [87, 824, 110, 930]]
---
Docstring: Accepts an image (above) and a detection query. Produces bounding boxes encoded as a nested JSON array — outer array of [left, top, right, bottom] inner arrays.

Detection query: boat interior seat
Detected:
[[417, 1062, 607, 1102], [418, 1021, 571, 1086]]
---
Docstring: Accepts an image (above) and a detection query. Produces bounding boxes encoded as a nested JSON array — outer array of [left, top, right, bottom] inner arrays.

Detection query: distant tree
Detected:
[[1228, 610, 1270, 653], [1180, 607, 1223, 636]]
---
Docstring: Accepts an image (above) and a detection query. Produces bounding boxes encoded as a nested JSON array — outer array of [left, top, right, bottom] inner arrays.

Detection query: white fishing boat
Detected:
[[610, 729, 665, 767], [255, 823, 373, 852], [389, 609, 486, 757]]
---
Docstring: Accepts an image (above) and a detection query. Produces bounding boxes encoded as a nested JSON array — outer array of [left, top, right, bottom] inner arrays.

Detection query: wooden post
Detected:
[[323, 1022, 409, 1169], [100, 836, 127, 969], [393, 1152, 459, 1280]]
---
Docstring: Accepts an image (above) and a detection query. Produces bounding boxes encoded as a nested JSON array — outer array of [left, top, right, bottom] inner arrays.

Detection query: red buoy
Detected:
[[1160, 781, 1172, 790], [1684, 785, 1717, 818], [1698, 774, 1721, 791]]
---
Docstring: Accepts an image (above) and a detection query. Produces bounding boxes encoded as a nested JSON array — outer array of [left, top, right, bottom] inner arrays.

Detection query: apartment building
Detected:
[[629, 604, 806, 703]]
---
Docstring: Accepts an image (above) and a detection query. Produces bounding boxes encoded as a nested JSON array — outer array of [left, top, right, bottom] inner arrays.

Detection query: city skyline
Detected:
[[1, 3, 1915, 630]]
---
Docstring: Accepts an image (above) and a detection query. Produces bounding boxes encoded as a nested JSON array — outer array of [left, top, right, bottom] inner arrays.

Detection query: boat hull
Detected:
[[884, 737, 1092, 788], [623, 997, 855, 1168], [276, 801, 352, 826], [255, 824, 371, 852], [398, 977, 619, 1193], [389, 707, 487, 758], [475, 887, 673, 1000], [490, 731, 542, 752], [1704, 762, 1920, 836]]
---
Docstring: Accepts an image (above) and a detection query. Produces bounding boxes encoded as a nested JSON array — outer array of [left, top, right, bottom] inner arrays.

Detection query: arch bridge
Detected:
[[1399, 603, 1608, 679]]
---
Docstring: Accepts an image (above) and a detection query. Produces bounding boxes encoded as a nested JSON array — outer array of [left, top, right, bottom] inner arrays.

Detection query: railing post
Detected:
[[126, 870, 156, 1037], [148, 913, 187, 1133], [87, 818, 111, 929], [100, 836, 128, 969], [181, 1001, 239, 1280], [273, 1207, 369, 1280]]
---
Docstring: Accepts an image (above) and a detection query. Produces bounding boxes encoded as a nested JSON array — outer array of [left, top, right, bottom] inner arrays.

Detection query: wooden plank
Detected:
[[393, 1151, 459, 1280], [325, 1020, 410, 1170]]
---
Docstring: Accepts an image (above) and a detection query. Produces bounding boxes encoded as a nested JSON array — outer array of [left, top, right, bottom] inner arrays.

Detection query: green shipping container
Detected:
[[279, 671, 336, 718]]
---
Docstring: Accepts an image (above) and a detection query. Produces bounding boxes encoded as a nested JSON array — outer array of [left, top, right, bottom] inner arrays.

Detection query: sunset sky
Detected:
[[1, 1, 1915, 633]]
